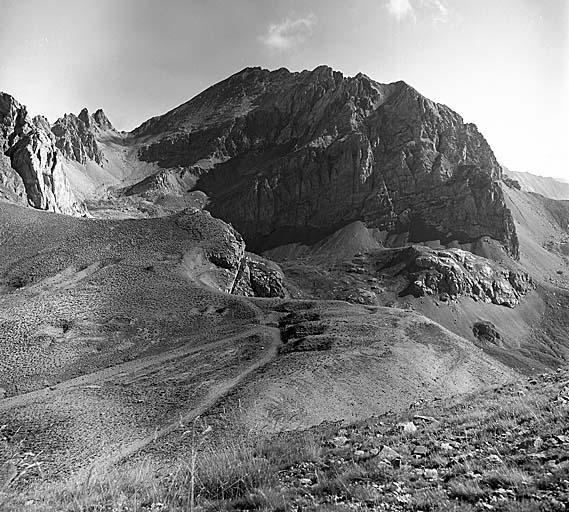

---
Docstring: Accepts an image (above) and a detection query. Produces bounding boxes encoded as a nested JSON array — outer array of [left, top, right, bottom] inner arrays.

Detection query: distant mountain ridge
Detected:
[[504, 168, 569, 200], [1, 66, 520, 257]]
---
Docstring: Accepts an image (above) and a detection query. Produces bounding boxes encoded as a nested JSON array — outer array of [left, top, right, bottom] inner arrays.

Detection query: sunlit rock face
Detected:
[[0, 93, 84, 215]]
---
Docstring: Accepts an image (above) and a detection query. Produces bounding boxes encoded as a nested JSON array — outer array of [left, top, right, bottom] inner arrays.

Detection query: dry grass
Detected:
[[447, 479, 487, 501], [1, 428, 323, 511], [482, 466, 533, 489], [3, 364, 569, 511]]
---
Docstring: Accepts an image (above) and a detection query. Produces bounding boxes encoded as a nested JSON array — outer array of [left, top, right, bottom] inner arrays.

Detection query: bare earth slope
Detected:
[[0, 202, 261, 397]]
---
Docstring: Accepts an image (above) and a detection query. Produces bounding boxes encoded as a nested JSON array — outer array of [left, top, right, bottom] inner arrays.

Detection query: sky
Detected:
[[0, 0, 567, 178]]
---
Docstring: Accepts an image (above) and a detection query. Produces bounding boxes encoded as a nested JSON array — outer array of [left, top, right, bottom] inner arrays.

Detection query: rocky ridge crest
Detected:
[[51, 108, 114, 165], [0, 67, 524, 262]]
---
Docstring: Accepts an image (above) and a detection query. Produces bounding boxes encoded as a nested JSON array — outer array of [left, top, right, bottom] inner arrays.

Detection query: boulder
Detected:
[[473, 321, 502, 344]]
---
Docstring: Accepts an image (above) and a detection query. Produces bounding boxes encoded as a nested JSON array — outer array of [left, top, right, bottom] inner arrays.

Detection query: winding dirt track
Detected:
[[0, 326, 272, 413], [84, 324, 281, 477]]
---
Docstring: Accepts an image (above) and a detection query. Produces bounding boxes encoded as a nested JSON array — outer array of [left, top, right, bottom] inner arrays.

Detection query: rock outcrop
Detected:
[[131, 66, 519, 257], [473, 321, 502, 344], [176, 207, 245, 293], [175, 207, 287, 297], [0, 92, 84, 215], [376, 245, 533, 307], [52, 110, 103, 164], [233, 252, 287, 298]]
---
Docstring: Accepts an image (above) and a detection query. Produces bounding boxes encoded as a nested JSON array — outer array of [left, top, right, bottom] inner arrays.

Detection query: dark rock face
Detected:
[[0, 93, 84, 215], [0, 93, 28, 204], [132, 66, 519, 257], [377, 245, 533, 307], [51, 108, 113, 165]]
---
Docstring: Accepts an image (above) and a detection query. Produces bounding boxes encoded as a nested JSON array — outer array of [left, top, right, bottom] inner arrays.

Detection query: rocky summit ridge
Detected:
[[1, 66, 518, 258], [131, 66, 518, 257]]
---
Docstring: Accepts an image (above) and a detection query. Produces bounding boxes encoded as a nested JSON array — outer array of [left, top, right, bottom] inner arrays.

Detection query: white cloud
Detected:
[[386, 0, 450, 23], [424, 0, 449, 23], [259, 15, 316, 52], [386, 0, 415, 21]]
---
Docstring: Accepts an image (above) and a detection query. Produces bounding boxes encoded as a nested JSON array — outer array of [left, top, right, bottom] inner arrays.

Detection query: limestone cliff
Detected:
[[131, 66, 519, 257], [376, 245, 533, 307]]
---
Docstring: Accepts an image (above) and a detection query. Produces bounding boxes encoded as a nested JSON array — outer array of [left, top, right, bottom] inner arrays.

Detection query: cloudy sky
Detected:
[[1, 0, 567, 177]]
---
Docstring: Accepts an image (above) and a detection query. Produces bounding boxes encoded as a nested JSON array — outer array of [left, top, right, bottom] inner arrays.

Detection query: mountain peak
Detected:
[[78, 107, 90, 126], [51, 108, 108, 165], [125, 65, 517, 257], [92, 108, 114, 131]]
